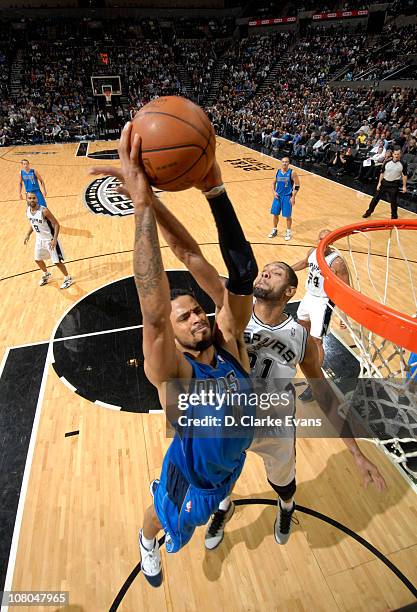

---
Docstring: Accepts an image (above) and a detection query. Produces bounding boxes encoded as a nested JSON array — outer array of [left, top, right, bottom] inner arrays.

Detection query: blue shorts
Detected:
[[28, 190, 47, 207], [152, 452, 240, 553], [271, 195, 292, 218]]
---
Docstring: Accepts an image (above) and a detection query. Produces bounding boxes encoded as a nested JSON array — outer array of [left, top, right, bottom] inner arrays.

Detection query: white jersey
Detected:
[[243, 310, 308, 389], [306, 248, 339, 298], [27, 206, 53, 240], [245, 307, 307, 487]]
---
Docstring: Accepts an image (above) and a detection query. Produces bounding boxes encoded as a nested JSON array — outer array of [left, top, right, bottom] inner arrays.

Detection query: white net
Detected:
[[324, 224, 417, 479]]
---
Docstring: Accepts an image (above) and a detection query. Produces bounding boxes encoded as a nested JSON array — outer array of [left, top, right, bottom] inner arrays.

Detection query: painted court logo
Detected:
[[224, 157, 274, 171], [83, 176, 162, 217]]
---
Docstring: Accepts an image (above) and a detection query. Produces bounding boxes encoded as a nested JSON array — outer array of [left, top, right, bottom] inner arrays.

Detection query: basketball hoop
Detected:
[[317, 219, 417, 478], [317, 219, 417, 354]]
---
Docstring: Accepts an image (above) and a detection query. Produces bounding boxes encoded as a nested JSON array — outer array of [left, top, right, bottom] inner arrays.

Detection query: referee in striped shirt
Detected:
[[362, 149, 408, 219]]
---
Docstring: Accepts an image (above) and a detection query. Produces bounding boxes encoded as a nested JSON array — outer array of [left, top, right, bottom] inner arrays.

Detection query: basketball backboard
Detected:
[[91, 75, 122, 97]]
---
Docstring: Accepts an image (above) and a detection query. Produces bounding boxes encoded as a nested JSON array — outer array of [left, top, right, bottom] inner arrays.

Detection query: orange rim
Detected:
[[316, 219, 417, 353]]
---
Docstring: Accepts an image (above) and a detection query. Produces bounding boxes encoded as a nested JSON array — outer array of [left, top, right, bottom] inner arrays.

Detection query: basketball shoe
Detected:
[[139, 529, 163, 587], [284, 229, 292, 241], [60, 276, 73, 289], [39, 271, 51, 286], [268, 228, 278, 238], [274, 500, 297, 545], [205, 501, 235, 550]]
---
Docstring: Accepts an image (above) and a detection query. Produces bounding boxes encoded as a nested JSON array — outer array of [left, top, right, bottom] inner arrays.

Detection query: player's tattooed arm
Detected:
[[133, 206, 165, 297], [116, 123, 188, 387]]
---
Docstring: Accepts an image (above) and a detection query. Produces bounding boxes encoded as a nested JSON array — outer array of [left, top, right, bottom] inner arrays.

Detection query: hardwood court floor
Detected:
[[0, 138, 416, 611]]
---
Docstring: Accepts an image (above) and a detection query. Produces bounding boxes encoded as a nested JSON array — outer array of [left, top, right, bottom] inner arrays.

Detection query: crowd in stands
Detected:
[[215, 32, 293, 109], [209, 85, 417, 190], [343, 24, 417, 81], [0, 13, 417, 196], [174, 17, 234, 39], [115, 41, 183, 107]]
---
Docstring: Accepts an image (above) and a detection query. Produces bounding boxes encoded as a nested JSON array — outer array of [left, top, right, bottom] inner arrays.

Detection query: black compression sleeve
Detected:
[[206, 191, 258, 295]]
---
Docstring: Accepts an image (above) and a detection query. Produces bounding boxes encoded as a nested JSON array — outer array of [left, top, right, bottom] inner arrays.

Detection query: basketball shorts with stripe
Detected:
[[152, 449, 241, 553], [34, 238, 65, 264], [296, 292, 333, 339]]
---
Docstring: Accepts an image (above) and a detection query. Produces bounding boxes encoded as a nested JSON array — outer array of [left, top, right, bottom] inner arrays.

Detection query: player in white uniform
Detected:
[[293, 229, 350, 402], [24, 192, 73, 288], [142, 195, 385, 549], [244, 298, 307, 494]]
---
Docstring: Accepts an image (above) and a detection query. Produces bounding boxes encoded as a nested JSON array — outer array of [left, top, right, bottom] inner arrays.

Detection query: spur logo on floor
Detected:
[[224, 157, 274, 171], [83, 176, 161, 216]]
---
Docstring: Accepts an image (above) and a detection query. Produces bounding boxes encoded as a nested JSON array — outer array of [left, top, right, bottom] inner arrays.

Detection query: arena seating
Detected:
[[0, 15, 416, 197]]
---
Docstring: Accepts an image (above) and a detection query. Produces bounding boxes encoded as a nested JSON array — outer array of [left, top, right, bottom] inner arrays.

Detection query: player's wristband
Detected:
[[202, 183, 226, 199]]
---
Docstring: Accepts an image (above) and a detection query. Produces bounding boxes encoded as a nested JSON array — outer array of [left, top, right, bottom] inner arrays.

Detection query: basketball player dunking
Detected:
[[269, 156, 300, 241], [24, 193, 73, 288], [150, 202, 386, 549], [292, 229, 350, 402], [90, 123, 258, 587], [19, 159, 47, 207]]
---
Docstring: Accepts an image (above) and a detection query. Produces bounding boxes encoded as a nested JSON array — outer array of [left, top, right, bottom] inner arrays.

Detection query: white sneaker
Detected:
[[274, 500, 297, 545], [139, 530, 163, 587], [60, 276, 73, 289], [284, 230, 292, 241], [39, 271, 51, 286], [205, 501, 235, 550], [268, 229, 278, 238]]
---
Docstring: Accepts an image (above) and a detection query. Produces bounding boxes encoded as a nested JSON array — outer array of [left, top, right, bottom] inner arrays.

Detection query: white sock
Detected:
[[140, 530, 156, 550], [219, 496, 231, 511], [279, 497, 294, 511]]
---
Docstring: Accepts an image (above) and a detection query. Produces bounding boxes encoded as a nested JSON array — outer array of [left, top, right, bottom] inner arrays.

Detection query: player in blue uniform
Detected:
[[90, 124, 258, 587], [269, 156, 300, 241], [149, 190, 386, 555], [18, 159, 47, 207]]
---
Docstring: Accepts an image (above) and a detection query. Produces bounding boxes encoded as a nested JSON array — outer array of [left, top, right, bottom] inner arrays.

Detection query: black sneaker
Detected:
[[274, 500, 297, 545], [298, 385, 314, 402], [362, 211, 371, 218], [205, 502, 235, 550]]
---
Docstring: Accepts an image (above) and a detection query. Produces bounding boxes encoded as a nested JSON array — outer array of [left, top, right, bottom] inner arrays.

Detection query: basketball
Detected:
[[131, 96, 216, 191]]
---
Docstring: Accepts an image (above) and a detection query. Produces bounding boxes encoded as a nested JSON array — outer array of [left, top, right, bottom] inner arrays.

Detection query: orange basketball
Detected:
[[131, 96, 216, 192]]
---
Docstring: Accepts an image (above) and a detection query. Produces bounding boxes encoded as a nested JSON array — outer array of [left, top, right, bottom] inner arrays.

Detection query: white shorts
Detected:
[[34, 238, 65, 264], [250, 429, 296, 487], [250, 391, 296, 487], [296, 292, 333, 339]]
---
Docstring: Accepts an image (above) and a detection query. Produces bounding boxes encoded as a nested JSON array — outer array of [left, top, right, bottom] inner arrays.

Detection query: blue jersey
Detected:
[[275, 168, 293, 197], [21, 169, 41, 193], [168, 346, 254, 490]]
